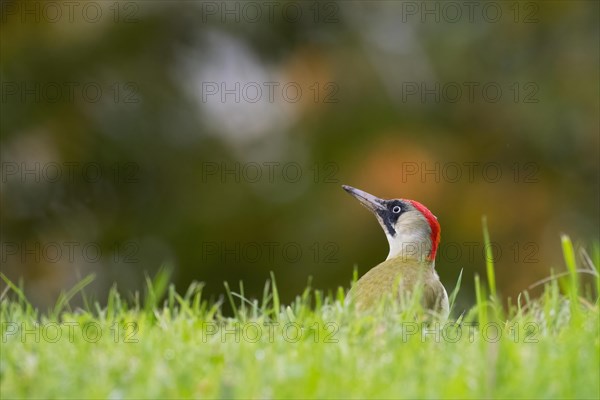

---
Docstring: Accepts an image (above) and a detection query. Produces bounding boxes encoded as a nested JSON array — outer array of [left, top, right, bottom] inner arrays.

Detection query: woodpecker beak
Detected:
[[342, 185, 386, 214]]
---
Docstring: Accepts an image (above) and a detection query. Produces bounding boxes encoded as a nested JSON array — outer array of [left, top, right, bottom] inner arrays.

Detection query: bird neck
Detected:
[[385, 230, 434, 264]]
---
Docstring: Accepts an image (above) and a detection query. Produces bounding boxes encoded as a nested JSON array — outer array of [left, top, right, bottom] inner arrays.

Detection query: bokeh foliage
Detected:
[[1, 0, 598, 308]]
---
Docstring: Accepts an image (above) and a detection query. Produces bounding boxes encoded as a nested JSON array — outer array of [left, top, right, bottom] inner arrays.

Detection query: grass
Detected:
[[1, 233, 599, 399]]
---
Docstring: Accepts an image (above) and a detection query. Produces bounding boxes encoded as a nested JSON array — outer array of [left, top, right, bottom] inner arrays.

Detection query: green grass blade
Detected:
[[270, 271, 280, 321], [143, 266, 172, 315], [482, 216, 497, 300], [561, 234, 580, 317], [223, 281, 240, 320], [52, 274, 96, 318], [474, 273, 487, 325], [0, 272, 31, 308], [448, 268, 464, 315]]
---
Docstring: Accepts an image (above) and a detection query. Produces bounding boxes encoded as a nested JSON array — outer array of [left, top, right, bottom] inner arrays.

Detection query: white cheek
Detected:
[[385, 211, 432, 260], [396, 215, 430, 239]]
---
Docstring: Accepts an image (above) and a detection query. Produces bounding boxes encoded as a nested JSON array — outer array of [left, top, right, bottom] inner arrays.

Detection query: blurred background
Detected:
[[1, 0, 598, 311]]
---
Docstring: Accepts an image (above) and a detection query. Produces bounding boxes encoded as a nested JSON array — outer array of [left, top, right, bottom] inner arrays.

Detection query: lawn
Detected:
[[1, 235, 598, 399]]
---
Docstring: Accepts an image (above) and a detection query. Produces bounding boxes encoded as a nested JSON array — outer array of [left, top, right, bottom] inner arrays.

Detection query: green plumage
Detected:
[[349, 257, 449, 318]]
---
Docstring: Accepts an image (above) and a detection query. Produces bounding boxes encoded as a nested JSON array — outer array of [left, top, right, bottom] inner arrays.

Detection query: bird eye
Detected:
[[392, 206, 401, 214]]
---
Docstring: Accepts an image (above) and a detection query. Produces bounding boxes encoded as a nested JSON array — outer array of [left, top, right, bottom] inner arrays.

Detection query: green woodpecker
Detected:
[[342, 185, 449, 318]]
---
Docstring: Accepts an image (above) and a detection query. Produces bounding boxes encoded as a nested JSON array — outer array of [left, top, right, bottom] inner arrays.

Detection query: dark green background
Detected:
[[1, 0, 598, 310]]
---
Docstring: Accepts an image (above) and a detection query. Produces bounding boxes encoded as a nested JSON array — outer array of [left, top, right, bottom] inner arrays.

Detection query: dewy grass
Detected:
[[1, 235, 599, 399]]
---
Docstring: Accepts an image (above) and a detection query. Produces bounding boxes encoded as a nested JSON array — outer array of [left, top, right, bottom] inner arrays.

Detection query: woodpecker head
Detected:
[[342, 185, 440, 264]]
